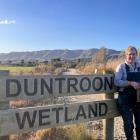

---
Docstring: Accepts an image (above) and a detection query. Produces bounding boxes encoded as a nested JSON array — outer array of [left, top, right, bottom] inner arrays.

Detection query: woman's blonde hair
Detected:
[[125, 46, 137, 55]]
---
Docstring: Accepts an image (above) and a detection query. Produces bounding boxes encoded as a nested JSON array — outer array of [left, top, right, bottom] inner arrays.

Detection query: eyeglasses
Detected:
[[126, 53, 137, 56]]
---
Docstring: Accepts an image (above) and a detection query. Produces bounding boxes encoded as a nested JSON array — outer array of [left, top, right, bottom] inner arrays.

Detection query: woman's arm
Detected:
[[114, 64, 129, 87]]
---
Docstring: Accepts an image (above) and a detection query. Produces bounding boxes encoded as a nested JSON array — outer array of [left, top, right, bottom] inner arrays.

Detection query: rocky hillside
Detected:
[[0, 48, 121, 62]]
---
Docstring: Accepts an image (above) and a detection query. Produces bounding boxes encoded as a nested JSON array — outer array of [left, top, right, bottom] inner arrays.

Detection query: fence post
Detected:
[[0, 70, 9, 140], [103, 93, 114, 140]]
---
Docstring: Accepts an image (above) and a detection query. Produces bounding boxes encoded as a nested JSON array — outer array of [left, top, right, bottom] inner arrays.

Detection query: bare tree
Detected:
[[92, 47, 107, 74]]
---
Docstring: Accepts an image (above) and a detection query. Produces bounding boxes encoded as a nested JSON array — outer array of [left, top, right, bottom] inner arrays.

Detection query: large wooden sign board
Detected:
[[0, 99, 119, 136], [0, 74, 114, 101]]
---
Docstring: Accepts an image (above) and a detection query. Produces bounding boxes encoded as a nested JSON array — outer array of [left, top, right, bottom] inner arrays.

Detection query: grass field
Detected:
[[0, 66, 35, 74]]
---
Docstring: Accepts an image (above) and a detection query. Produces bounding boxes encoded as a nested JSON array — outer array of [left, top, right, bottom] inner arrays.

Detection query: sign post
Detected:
[[103, 93, 114, 140], [0, 70, 9, 140]]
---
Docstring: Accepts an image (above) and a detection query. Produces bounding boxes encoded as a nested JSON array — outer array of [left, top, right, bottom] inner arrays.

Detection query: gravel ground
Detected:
[[114, 116, 137, 140], [86, 116, 137, 140]]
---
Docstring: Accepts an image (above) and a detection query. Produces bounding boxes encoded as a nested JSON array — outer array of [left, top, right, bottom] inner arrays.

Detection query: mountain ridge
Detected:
[[0, 48, 121, 62]]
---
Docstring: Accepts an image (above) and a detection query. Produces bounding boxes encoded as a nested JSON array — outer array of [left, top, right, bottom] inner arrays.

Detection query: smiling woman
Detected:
[[115, 46, 140, 140]]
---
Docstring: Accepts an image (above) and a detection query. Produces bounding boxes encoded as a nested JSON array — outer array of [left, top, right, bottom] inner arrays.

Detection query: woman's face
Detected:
[[125, 49, 137, 64]]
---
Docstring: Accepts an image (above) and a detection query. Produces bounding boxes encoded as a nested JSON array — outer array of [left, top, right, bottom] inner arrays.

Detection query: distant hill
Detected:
[[0, 48, 121, 62]]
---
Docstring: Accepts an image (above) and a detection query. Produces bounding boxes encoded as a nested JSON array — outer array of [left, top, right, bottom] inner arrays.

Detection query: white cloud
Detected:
[[0, 19, 16, 25]]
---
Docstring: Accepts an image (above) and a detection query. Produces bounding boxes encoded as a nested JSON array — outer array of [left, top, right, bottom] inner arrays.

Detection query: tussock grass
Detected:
[[10, 124, 95, 140], [106, 58, 124, 72], [78, 58, 124, 74]]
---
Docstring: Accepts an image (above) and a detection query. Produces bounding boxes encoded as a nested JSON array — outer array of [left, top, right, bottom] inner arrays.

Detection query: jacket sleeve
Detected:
[[114, 64, 129, 87]]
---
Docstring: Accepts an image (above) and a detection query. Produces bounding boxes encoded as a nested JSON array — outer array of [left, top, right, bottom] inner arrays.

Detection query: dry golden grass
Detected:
[[78, 58, 124, 74], [80, 62, 95, 74], [106, 58, 124, 73], [10, 100, 37, 108], [28, 124, 95, 140], [10, 124, 95, 140], [78, 62, 106, 74]]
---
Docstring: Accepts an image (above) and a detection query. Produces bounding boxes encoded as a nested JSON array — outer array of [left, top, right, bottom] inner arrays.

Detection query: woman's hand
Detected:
[[129, 81, 140, 90]]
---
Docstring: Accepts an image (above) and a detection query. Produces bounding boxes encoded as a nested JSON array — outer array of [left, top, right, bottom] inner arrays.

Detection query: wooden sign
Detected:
[[0, 74, 114, 101], [0, 99, 119, 136]]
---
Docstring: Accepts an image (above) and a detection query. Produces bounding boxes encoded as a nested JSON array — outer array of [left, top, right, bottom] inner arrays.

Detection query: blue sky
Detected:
[[0, 0, 140, 53]]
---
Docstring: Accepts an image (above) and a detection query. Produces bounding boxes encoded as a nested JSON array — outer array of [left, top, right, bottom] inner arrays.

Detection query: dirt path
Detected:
[[62, 68, 81, 75]]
